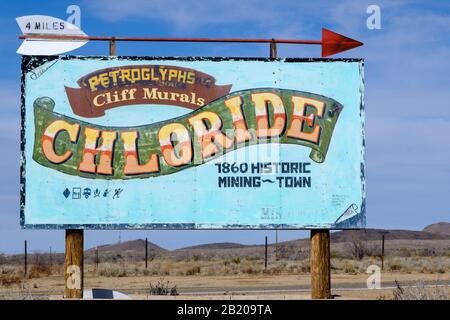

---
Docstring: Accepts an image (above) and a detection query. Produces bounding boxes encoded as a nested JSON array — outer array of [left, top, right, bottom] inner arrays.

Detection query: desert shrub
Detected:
[[232, 257, 241, 264], [343, 265, 357, 274], [28, 264, 52, 278], [99, 264, 127, 277], [393, 280, 449, 300], [149, 277, 178, 296], [263, 265, 284, 275], [245, 256, 260, 261], [0, 274, 22, 287], [244, 266, 258, 274], [346, 239, 374, 260], [192, 255, 200, 262], [300, 264, 310, 273], [417, 248, 437, 257], [112, 254, 124, 262], [397, 248, 412, 257], [185, 265, 201, 276], [142, 268, 155, 276], [27, 253, 53, 278], [0, 266, 16, 275], [389, 263, 403, 272], [330, 250, 345, 259]]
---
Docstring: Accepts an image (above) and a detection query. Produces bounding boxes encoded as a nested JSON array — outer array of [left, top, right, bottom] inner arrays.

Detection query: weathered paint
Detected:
[[20, 56, 365, 230]]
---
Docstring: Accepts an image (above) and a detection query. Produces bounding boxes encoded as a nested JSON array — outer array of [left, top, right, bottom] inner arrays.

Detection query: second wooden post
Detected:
[[310, 229, 331, 299], [65, 229, 84, 299]]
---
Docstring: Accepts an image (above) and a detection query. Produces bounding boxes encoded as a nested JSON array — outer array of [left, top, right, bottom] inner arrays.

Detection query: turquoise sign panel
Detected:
[[20, 56, 365, 229]]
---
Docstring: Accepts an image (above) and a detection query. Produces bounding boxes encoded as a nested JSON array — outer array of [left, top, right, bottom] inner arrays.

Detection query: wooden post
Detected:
[[269, 40, 277, 59], [264, 236, 268, 270], [109, 38, 116, 56], [145, 237, 148, 269], [381, 235, 385, 270], [65, 229, 84, 299], [24, 240, 27, 278], [310, 229, 331, 299]]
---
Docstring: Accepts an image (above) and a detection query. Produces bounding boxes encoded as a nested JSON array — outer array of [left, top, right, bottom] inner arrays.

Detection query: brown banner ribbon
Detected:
[[65, 65, 232, 118]]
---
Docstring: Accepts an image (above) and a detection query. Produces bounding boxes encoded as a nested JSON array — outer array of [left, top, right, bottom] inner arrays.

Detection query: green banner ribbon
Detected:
[[33, 88, 343, 180]]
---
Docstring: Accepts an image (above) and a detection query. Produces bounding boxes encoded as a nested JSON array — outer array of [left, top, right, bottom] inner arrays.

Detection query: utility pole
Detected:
[[24, 240, 27, 278], [275, 229, 279, 261], [145, 237, 148, 269], [264, 236, 268, 270], [95, 246, 99, 274]]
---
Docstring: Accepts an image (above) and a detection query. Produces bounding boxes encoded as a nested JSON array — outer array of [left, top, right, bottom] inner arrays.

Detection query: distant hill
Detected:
[[166, 226, 450, 260], [87, 239, 166, 254], [331, 228, 450, 241], [174, 227, 450, 250], [2, 224, 449, 263], [176, 242, 248, 250], [423, 222, 450, 235], [85, 239, 167, 262]]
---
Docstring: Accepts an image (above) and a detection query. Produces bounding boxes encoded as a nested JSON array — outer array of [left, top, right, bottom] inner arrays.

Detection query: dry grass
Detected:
[[81, 255, 450, 277], [1, 255, 449, 281], [392, 280, 449, 300], [1, 239, 449, 296], [0, 274, 22, 288]]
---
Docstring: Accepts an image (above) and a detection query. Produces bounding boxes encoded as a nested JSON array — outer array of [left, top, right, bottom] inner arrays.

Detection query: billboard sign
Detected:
[[21, 56, 364, 229]]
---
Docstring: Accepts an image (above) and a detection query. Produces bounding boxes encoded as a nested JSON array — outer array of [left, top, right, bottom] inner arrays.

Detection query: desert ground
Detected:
[[1, 225, 449, 300]]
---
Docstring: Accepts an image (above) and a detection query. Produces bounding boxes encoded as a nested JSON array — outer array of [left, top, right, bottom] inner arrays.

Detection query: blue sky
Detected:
[[1, 0, 449, 253]]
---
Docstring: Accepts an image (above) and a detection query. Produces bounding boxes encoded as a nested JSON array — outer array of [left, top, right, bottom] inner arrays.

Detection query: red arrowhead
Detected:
[[322, 28, 363, 57]]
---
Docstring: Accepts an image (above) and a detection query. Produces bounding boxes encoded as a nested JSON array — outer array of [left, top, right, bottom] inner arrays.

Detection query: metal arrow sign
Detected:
[[16, 15, 88, 55], [321, 28, 363, 57], [17, 25, 363, 57]]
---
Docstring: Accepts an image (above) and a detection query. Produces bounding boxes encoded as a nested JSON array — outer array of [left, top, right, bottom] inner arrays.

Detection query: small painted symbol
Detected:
[[82, 188, 91, 199], [103, 189, 110, 197], [72, 187, 81, 199], [93, 188, 101, 197], [63, 188, 70, 198], [113, 188, 123, 199]]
